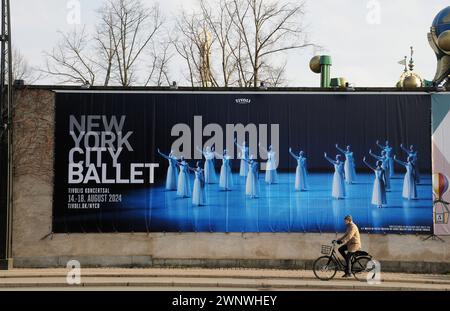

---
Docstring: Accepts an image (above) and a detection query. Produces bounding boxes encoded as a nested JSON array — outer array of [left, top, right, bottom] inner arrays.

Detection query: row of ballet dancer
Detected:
[[157, 139, 420, 208]]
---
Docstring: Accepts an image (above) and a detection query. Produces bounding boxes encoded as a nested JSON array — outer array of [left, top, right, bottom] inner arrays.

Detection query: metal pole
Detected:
[[5, 0, 12, 265], [0, 0, 12, 270], [0, 0, 5, 101]]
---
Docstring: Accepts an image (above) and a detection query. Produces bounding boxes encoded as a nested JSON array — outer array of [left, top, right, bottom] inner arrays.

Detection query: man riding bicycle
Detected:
[[335, 215, 361, 278]]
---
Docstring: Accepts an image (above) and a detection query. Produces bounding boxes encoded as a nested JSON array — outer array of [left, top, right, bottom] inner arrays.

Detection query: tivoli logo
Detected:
[[235, 98, 251, 104]]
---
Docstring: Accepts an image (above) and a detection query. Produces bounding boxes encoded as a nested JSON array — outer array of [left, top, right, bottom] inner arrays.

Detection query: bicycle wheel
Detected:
[[313, 256, 338, 281], [352, 256, 374, 282]]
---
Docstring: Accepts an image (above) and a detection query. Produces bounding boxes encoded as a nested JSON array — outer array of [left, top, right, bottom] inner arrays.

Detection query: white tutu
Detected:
[[166, 158, 178, 190], [371, 169, 387, 206], [332, 163, 345, 199], [384, 146, 394, 177], [239, 158, 249, 176], [219, 157, 233, 190], [381, 159, 390, 190], [344, 153, 356, 184], [245, 162, 259, 197], [192, 170, 206, 205], [388, 158, 394, 177], [239, 146, 249, 176], [204, 158, 217, 184], [265, 151, 278, 184], [295, 157, 307, 191], [177, 164, 191, 197], [402, 163, 417, 199], [410, 152, 420, 183]]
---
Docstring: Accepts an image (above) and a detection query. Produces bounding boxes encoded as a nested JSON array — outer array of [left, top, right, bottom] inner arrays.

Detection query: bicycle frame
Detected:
[[327, 245, 347, 271]]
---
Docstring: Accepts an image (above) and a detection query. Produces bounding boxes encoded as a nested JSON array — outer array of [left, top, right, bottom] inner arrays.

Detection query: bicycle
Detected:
[[313, 240, 374, 281]]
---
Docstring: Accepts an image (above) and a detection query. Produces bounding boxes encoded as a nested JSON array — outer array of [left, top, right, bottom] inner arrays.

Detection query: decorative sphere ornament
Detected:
[[429, 7, 450, 86], [403, 74, 422, 88], [309, 56, 321, 74], [432, 6, 450, 37], [438, 30, 450, 52]]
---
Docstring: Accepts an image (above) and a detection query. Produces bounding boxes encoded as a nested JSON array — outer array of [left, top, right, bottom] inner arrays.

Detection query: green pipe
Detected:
[[320, 55, 332, 88]]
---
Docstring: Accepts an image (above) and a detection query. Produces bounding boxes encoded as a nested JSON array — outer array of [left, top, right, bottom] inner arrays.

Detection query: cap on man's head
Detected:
[[344, 215, 352, 221]]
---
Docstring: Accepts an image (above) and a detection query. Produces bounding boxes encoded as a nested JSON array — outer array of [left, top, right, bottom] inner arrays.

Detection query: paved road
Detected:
[[0, 268, 449, 291]]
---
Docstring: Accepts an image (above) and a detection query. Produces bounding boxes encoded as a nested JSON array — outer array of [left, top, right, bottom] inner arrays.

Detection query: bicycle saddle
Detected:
[[354, 250, 369, 257]]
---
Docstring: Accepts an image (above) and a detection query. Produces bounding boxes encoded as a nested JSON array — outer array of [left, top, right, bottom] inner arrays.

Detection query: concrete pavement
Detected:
[[0, 268, 449, 290]]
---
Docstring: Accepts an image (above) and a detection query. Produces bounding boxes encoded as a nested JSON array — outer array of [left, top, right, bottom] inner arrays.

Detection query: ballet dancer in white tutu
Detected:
[[369, 149, 391, 191], [324, 152, 346, 199], [196, 145, 217, 184], [394, 155, 417, 200], [335, 144, 356, 184], [234, 138, 249, 177], [289, 147, 308, 191], [188, 161, 206, 206], [400, 143, 420, 184], [363, 157, 387, 208], [215, 149, 234, 191], [376, 140, 394, 177], [259, 143, 278, 184], [157, 149, 178, 190], [176, 156, 191, 198], [243, 155, 259, 198]]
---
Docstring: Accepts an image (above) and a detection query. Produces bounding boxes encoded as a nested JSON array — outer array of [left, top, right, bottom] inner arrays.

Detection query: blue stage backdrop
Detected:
[[53, 91, 432, 234]]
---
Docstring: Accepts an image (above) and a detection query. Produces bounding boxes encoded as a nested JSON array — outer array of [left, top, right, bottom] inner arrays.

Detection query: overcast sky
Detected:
[[10, 0, 449, 87]]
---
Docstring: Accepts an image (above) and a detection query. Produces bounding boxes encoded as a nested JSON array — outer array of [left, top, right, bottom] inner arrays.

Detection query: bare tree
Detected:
[[144, 39, 173, 86], [95, 7, 122, 86], [41, 27, 97, 85], [199, 0, 239, 87], [10, 49, 40, 84], [41, 0, 167, 86], [174, 0, 313, 87], [226, 0, 312, 87], [173, 11, 218, 87], [102, 0, 163, 86], [260, 60, 287, 86]]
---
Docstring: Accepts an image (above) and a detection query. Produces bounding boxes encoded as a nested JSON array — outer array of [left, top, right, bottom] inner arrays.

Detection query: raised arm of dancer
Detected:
[[369, 149, 382, 160], [196, 145, 205, 155], [362, 157, 375, 171], [393, 155, 407, 167], [242, 158, 252, 164], [375, 140, 384, 150], [289, 148, 299, 160], [335, 144, 346, 154], [324, 153, 335, 165], [400, 143, 410, 155], [187, 165, 197, 172], [157, 148, 170, 160], [258, 143, 268, 155], [234, 138, 243, 150]]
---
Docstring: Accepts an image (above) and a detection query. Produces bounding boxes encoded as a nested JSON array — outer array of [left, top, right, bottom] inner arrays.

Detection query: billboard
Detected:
[[432, 94, 450, 236], [53, 91, 433, 234]]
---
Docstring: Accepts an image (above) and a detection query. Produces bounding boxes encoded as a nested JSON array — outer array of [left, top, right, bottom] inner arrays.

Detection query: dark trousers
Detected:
[[338, 245, 354, 274]]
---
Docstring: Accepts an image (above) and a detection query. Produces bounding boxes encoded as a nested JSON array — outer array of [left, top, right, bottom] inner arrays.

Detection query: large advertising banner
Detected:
[[432, 94, 450, 236], [53, 92, 432, 234]]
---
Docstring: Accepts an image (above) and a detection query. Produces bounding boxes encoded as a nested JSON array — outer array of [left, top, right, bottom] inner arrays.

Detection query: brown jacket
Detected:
[[339, 222, 361, 252]]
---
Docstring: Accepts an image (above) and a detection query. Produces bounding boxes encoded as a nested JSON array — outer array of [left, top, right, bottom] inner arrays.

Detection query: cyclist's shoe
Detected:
[[341, 273, 353, 278]]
